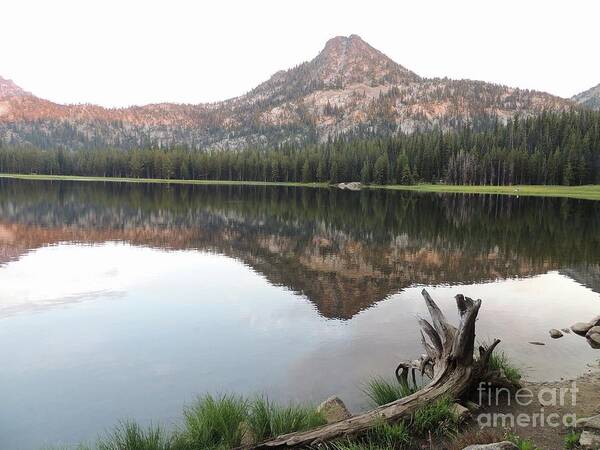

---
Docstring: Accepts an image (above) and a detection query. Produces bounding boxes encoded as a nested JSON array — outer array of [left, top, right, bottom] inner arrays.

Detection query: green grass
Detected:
[[488, 350, 523, 385], [247, 396, 326, 442], [179, 394, 248, 449], [96, 421, 177, 450], [367, 421, 412, 448], [564, 430, 581, 450], [363, 377, 418, 407], [328, 397, 456, 449], [375, 183, 600, 201], [173, 394, 325, 448], [411, 397, 459, 437], [505, 432, 540, 450], [326, 421, 411, 450], [2, 173, 599, 200]]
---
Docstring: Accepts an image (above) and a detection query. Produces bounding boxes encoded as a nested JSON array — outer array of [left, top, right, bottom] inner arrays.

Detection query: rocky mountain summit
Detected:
[[0, 35, 578, 149]]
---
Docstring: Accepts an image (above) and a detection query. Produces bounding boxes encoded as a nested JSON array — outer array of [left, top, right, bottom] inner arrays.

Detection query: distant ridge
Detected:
[[0, 35, 577, 150], [573, 83, 600, 110]]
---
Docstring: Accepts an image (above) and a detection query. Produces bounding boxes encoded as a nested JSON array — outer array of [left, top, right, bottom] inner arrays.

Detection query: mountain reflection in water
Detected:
[[0, 179, 599, 318]]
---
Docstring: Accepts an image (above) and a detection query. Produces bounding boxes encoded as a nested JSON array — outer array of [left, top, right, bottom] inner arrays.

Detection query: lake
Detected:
[[0, 179, 599, 449]]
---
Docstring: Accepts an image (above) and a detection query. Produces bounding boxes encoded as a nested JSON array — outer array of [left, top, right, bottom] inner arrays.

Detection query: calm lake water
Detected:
[[1, 179, 600, 449]]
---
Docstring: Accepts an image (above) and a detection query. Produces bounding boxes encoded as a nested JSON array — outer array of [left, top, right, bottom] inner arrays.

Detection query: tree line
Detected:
[[0, 110, 599, 185]]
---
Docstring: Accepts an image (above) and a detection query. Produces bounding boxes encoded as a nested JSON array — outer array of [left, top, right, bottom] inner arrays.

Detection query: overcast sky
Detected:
[[1, 0, 598, 107]]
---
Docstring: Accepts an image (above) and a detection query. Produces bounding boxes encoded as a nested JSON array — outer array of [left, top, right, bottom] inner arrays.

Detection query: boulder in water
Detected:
[[549, 329, 563, 339], [572, 322, 594, 336]]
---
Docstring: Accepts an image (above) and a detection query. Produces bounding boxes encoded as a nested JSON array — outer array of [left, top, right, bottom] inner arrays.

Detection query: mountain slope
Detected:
[[0, 35, 576, 150], [573, 83, 600, 110]]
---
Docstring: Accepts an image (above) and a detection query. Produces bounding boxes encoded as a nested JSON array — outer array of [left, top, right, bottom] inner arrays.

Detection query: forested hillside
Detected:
[[1, 110, 599, 186]]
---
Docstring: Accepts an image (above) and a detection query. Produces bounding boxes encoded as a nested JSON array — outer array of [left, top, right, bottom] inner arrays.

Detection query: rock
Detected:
[[463, 442, 519, 450], [529, 341, 545, 346], [562, 328, 572, 334], [239, 421, 255, 446], [316, 396, 352, 423], [587, 326, 600, 348], [572, 322, 594, 336], [590, 315, 600, 327], [464, 400, 480, 412], [586, 326, 600, 339], [579, 430, 600, 449], [549, 329, 563, 338], [450, 403, 470, 421], [588, 333, 600, 349], [336, 182, 362, 191]]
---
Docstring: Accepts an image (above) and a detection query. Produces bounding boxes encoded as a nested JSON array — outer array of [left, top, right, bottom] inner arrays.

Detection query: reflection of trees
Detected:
[[0, 180, 599, 318]]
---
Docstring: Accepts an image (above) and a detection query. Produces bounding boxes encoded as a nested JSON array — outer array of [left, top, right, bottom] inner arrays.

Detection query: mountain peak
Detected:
[[0, 76, 31, 99], [314, 35, 419, 86], [322, 34, 368, 51]]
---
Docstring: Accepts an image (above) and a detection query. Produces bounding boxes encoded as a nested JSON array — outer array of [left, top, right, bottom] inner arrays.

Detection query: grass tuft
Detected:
[[367, 420, 411, 448], [96, 420, 175, 450], [179, 394, 248, 449], [563, 430, 581, 450], [505, 432, 540, 450], [247, 396, 326, 442], [411, 397, 459, 437], [487, 350, 522, 385], [363, 377, 417, 407]]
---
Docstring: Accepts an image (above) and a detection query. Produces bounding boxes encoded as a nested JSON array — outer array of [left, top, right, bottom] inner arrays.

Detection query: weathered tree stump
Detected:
[[246, 289, 517, 448]]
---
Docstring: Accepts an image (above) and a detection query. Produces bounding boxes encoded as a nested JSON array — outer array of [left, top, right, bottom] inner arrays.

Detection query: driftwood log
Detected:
[[247, 289, 518, 448]]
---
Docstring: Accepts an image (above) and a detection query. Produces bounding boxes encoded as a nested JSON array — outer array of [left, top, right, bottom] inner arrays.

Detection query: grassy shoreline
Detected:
[[1, 173, 600, 200]]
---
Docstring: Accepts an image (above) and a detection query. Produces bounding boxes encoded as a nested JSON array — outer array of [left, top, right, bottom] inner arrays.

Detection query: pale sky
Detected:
[[1, 0, 598, 107]]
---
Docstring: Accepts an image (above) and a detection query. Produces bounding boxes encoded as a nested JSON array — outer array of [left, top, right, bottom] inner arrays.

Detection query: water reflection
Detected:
[[0, 180, 599, 318]]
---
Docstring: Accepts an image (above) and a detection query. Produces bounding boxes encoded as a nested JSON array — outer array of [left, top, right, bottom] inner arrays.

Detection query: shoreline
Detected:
[[479, 362, 600, 449], [2, 173, 600, 200]]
